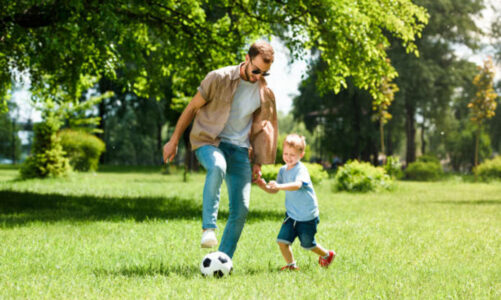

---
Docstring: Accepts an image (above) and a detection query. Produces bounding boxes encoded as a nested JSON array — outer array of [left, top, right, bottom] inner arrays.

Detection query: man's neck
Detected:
[[240, 62, 251, 82]]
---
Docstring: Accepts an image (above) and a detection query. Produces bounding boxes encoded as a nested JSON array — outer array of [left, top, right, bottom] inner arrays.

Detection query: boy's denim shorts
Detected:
[[276, 213, 319, 250]]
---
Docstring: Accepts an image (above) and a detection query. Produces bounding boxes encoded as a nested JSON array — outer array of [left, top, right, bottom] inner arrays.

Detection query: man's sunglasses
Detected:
[[250, 59, 270, 77]]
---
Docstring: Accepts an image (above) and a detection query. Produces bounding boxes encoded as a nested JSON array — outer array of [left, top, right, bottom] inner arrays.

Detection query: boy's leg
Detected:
[[195, 145, 227, 231], [277, 215, 298, 269], [278, 241, 294, 264], [311, 245, 328, 257], [218, 145, 251, 258], [296, 218, 336, 267]]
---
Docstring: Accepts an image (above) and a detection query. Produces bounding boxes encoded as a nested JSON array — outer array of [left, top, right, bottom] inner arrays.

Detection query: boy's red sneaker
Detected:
[[319, 250, 336, 267], [280, 265, 299, 271]]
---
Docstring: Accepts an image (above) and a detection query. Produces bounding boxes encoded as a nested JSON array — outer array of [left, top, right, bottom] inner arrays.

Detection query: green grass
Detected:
[[0, 167, 499, 299]]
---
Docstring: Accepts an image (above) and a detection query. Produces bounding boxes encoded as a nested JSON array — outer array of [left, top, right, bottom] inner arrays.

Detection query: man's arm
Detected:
[[163, 91, 206, 163]]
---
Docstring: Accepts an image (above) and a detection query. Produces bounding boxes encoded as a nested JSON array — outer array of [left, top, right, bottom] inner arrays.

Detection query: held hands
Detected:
[[267, 180, 279, 190], [252, 164, 262, 183], [256, 178, 279, 193], [163, 140, 178, 163]]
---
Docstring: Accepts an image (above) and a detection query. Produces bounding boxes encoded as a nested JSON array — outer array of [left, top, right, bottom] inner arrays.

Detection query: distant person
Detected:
[[256, 134, 336, 270], [163, 41, 278, 258]]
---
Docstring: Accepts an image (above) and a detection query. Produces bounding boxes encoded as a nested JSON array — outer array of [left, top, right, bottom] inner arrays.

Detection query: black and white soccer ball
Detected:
[[200, 251, 233, 278]]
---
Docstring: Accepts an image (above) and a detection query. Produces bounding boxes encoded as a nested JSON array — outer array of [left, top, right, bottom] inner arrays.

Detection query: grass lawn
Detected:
[[0, 167, 499, 299]]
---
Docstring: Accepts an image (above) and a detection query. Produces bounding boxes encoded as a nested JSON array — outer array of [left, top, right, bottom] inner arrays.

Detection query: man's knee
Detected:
[[207, 160, 227, 177], [230, 206, 248, 223]]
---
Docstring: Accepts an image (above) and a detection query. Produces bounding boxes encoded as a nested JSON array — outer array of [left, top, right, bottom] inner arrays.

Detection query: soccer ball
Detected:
[[200, 251, 233, 278]]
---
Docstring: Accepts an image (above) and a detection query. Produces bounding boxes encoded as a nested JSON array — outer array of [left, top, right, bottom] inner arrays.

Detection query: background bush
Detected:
[[20, 115, 70, 179], [384, 155, 403, 179], [416, 154, 440, 164], [59, 129, 106, 171], [474, 155, 501, 181], [334, 160, 392, 192], [261, 162, 327, 184], [404, 161, 443, 181]]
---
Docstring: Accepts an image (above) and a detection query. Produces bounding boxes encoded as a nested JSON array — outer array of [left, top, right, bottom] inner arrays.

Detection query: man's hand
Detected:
[[163, 140, 178, 163], [252, 164, 262, 183], [256, 178, 267, 188]]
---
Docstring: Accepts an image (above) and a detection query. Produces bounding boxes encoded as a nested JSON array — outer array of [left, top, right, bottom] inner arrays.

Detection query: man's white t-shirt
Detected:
[[219, 79, 261, 148]]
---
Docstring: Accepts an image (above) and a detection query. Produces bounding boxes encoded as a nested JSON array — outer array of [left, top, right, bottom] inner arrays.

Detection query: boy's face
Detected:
[[282, 144, 304, 168]]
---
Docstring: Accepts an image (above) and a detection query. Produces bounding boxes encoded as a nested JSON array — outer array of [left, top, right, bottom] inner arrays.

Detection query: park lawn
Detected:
[[0, 168, 499, 299]]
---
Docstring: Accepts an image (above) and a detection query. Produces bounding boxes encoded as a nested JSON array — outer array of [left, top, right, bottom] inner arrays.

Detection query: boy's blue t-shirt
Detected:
[[276, 161, 319, 221]]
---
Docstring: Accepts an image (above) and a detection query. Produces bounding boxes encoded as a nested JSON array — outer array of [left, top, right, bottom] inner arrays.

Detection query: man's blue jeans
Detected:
[[195, 141, 251, 258]]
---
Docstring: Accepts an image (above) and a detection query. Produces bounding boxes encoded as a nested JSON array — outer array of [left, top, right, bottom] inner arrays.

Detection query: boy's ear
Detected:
[[300, 151, 305, 159]]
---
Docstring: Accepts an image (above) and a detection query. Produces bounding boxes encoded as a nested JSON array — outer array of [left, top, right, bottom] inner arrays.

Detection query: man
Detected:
[[163, 41, 278, 258]]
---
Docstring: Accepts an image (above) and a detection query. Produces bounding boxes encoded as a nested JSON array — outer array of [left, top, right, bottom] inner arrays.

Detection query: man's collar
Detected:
[[231, 63, 244, 80]]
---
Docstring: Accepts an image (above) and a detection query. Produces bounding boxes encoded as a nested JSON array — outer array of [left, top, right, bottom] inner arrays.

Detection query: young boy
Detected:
[[257, 134, 336, 270]]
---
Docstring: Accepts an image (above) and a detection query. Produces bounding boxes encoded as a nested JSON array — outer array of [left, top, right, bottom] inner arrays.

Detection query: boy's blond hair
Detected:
[[283, 134, 306, 153]]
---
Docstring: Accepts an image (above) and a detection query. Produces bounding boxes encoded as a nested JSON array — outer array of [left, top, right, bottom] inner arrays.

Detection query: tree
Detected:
[[293, 59, 380, 163], [468, 57, 498, 170], [1, 0, 428, 111], [387, 0, 484, 164], [0, 102, 21, 163], [372, 69, 399, 155]]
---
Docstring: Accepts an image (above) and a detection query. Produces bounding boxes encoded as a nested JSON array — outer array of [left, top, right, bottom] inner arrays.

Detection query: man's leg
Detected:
[[195, 145, 227, 230], [218, 145, 251, 258]]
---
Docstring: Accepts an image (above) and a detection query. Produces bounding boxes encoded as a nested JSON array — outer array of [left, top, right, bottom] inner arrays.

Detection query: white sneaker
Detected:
[[201, 229, 218, 248]]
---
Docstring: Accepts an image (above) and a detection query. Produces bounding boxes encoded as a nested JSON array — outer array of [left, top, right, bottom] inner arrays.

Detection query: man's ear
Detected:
[[245, 54, 250, 63]]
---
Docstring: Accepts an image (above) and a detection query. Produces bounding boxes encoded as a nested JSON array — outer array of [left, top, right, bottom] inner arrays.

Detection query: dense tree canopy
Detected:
[[1, 0, 428, 112]]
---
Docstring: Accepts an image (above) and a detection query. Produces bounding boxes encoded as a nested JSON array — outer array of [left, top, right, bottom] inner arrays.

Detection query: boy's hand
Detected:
[[268, 181, 279, 190]]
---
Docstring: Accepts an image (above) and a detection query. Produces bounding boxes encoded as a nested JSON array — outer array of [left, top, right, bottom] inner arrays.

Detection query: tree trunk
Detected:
[[474, 126, 480, 181], [405, 100, 416, 165], [420, 121, 426, 155], [380, 120, 385, 155], [353, 92, 361, 160], [387, 123, 393, 155], [157, 122, 163, 166], [11, 118, 16, 164]]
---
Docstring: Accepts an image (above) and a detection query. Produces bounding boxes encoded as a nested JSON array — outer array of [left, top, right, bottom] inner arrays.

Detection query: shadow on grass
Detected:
[[431, 199, 501, 205], [95, 264, 202, 279], [0, 190, 283, 227], [95, 263, 276, 278]]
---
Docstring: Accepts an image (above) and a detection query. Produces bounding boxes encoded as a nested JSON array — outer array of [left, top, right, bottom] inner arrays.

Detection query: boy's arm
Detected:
[[269, 180, 302, 191]]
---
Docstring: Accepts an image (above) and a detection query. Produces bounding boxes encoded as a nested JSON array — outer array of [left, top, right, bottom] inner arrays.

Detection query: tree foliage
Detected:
[[386, 0, 484, 164], [468, 57, 498, 168], [1, 0, 428, 112]]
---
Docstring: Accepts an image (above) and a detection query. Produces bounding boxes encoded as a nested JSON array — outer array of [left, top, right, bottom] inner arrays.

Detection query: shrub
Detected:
[[20, 115, 71, 179], [334, 160, 392, 192], [261, 162, 328, 184], [404, 161, 443, 181], [59, 129, 106, 171], [474, 156, 501, 181], [416, 154, 440, 164], [384, 155, 403, 179]]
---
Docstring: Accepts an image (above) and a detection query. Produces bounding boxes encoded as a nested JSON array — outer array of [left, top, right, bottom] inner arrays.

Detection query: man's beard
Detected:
[[245, 63, 256, 82]]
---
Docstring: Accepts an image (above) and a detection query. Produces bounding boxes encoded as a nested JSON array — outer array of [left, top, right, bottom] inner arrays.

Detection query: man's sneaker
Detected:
[[280, 265, 299, 271], [201, 229, 217, 248], [319, 250, 336, 267]]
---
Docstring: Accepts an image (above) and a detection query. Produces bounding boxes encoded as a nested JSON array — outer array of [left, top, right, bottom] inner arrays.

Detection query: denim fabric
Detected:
[[195, 141, 252, 258], [276, 214, 319, 250]]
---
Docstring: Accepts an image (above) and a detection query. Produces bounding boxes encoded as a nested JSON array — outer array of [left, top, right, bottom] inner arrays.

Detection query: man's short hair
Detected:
[[284, 134, 306, 153], [248, 41, 274, 64]]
